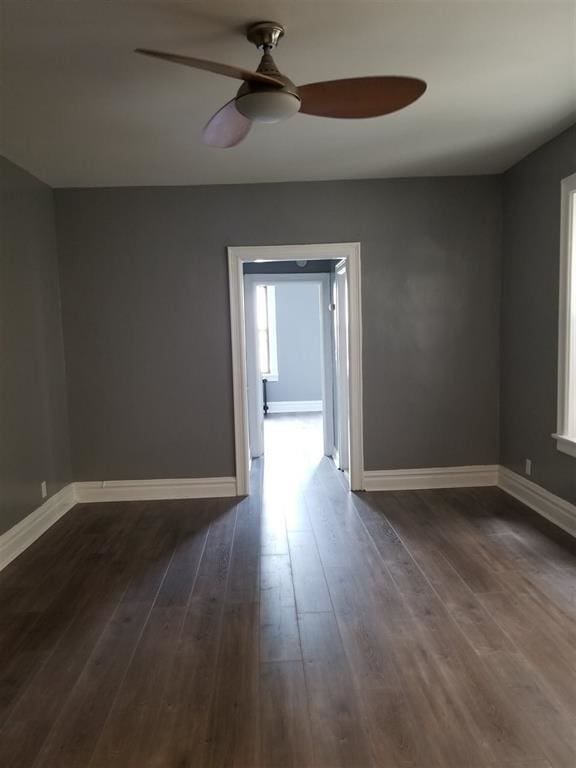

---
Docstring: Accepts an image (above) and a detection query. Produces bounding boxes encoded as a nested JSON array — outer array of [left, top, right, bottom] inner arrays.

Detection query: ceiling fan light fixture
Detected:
[[135, 19, 427, 148], [236, 90, 301, 123]]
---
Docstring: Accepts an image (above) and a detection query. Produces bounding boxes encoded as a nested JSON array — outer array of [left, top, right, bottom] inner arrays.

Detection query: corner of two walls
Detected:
[[0, 156, 73, 535], [499, 123, 576, 505]]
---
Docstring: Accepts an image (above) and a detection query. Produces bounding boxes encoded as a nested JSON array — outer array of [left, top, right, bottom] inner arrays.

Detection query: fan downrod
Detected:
[[246, 21, 285, 51]]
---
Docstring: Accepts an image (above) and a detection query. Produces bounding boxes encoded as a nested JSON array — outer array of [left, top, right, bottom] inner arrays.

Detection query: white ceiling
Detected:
[[2, 1, 575, 188]]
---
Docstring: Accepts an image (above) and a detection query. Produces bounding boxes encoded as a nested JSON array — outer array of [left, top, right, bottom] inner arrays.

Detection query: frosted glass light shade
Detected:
[[236, 90, 301, 123]]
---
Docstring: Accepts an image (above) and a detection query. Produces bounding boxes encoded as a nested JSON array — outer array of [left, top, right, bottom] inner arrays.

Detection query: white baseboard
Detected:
[[498, 467, 576, 537], [0, 476, 238, 572], [267, 400, 322, 413], [3, 466, 573, 574], [362, 464, 575, 538], [363, 465, 499, 491], [0, 483, 76, 572], [74, 476, 238, 503]]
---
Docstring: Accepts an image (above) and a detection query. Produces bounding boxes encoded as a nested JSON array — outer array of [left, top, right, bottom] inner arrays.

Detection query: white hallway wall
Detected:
[[266, 281, 323, 405]]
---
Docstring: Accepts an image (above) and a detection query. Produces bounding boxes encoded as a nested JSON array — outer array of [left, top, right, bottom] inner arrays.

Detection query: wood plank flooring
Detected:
[[0, 413, 575, 767]]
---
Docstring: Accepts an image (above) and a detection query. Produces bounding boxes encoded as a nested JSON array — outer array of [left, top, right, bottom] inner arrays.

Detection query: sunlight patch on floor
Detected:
[[261, 413, 325, 513]]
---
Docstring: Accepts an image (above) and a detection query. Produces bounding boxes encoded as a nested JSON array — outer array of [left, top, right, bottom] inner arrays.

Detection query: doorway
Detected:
[[244, 273, 334, 462], [228, 243, 364, 494]]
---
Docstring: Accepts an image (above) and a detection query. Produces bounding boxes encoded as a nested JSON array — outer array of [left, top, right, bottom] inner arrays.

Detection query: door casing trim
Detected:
[[227, 243, 364, 494]]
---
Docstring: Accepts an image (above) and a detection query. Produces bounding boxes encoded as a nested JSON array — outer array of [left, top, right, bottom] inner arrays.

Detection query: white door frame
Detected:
[[334, 259, 350, 472], [228, 243, 364, 494], [244, 273, 335, 459]]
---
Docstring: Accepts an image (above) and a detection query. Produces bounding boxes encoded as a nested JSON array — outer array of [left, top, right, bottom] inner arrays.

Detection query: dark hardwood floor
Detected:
[[0, 413, 575, 767]]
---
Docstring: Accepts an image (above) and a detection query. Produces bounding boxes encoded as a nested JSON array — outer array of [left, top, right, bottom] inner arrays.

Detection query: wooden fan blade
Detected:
[[202, 99, 252, 148], [135, 48, 284, 87], [298, 76, 427, 119]]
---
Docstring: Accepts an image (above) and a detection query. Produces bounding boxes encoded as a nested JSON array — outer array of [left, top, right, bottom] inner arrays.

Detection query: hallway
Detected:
[[0, 415, 574, 766]]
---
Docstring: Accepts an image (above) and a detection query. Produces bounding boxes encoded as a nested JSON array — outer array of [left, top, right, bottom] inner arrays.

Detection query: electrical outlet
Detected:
[[41, 481, 47, 499], [525, 459, 532, 477]]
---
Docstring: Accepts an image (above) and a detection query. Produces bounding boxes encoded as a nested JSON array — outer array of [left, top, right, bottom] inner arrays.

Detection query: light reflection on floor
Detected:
[[260, 412, 325, 532], [264, 413, 323, 475]]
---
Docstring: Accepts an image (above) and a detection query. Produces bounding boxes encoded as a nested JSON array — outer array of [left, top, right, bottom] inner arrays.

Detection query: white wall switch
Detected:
[[525, 459, 532, 476], [41, 481, 47, 499]]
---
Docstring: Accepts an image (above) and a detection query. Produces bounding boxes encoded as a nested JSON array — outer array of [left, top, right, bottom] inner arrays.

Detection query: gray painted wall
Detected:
[[501, 125, 576, 504], [0, 157, 72, 535], [55, 176, 502, 480], [265, 282, 323, 403]]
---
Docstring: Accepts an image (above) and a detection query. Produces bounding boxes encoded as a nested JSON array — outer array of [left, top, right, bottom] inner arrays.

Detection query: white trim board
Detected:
[[75, 476, 238, 503], [363, 465, 499, 491], [0, 483, 76, 572], [554, 172, 576, 457], [0, 476, 238, 572], [498, 467, 576, 538], [267, 400, 323, 413], [363, 464, 575, 538], [2, 466, 574, 573]]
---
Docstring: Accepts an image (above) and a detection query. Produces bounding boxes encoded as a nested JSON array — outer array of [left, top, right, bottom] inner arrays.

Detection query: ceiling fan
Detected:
[[135, 21, 427, 149]]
